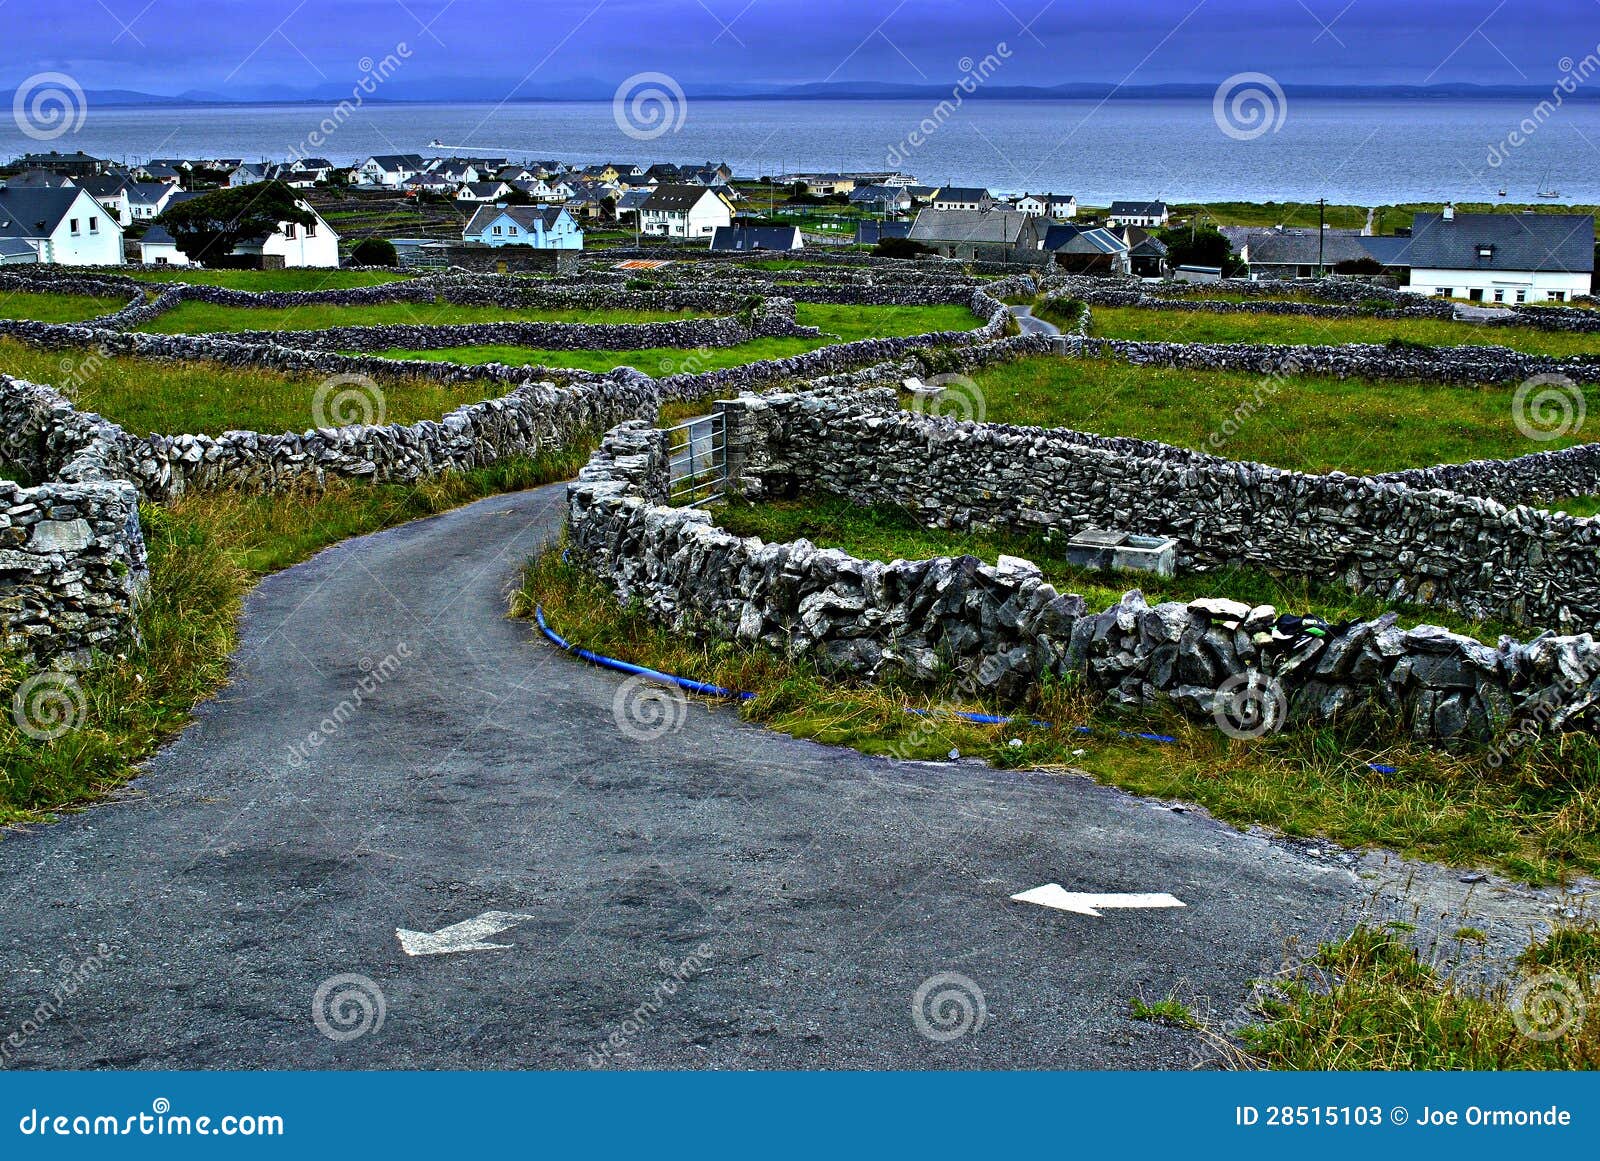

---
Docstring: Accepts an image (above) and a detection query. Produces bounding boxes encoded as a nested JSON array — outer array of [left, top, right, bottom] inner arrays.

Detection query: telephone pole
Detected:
[[1317, 197, 1326, 278]]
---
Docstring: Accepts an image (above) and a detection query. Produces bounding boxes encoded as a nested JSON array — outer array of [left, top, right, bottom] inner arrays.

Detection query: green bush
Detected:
[[349, 237, 399, 267]]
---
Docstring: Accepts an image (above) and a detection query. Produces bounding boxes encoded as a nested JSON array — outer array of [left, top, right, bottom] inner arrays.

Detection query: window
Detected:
[[88, 216, 98, 233], [1434, 287, 1451, 297], [1493, 289, 1504, 302], [1477, 244, 1495, 259], [69, 218, 79, 235], [508, 226, 518, 235], [305, 221, 315, 237], [492, 225, 502, 235], [284, 223, 297, 239], [1516, 289, 1527, 303], [1551, 291, 1566, 302]]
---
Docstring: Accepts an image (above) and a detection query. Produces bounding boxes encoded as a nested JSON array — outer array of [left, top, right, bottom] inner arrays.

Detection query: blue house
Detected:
[[463, 204, 583, 249]]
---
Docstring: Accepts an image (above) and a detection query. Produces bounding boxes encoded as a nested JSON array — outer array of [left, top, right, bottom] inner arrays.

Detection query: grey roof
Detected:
[[5, 169, 75, 188], [849, 185, 909, 204], [366, 154, 425, 170], [708, 226, 802, 251], [1221, 226, 1375, 267], [295, 157, 334, 170], [0, 237, 38, 261], [140, 224, 178, 247], [643, 184, 718, 212], [77, 175, 129, 198], [1041, 223, 1127, 255], [1108, 200, 1168, 217], [856, 220, 912, 245], [1357, 235, 1416, 266], [616, 188, 653, 210], [125, 181, 174, 206], [459, 182, 508, 197], [931, 186, 990, 202], [1404, 211, 1594, 273], [909, 208, 1033, 244], [464, 204, 571, 235], [0, 188, 82, 239]]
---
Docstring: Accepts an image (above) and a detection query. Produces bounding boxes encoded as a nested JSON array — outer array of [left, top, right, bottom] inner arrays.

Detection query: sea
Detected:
[[5, 97, 1600, 206]]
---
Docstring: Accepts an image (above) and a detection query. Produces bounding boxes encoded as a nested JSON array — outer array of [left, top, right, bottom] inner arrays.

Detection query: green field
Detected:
[[128, 268, 413, 290], [0, 289, 128, 323], [1089, 304, 1600, 358], [967, 356, 1593, 478], [0, 337, 497, 436], [366, 303, 981, 372], [138, 298, 717, 334]]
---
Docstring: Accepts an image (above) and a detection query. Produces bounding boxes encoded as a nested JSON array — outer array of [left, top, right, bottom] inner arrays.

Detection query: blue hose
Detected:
[[534, 605, 1395, 772]]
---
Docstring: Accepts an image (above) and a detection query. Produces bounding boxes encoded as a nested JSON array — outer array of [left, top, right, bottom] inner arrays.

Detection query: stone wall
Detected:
[[566, 420, 1600, 743], [722, 388, 1600, 632]]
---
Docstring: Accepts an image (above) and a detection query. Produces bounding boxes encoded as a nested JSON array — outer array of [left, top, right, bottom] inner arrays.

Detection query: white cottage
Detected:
[[0, 187, 124, 265]]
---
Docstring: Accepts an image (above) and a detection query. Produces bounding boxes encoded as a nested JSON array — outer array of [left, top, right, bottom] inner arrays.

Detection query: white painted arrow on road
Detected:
[[1011, 884, 1187, 917], [396, 910, 535, 956]]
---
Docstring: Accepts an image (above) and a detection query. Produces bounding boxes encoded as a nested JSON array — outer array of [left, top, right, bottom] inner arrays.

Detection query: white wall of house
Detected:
[[41, 192, 124, 265], [641, 192, 731, 238], [234, 205, 339, 267], [138, 239, 190, 265], [1403, 267, 1590, 303]]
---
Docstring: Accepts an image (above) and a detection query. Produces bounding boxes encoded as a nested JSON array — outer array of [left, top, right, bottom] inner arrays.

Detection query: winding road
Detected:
[[0, 485, 1408, 1068]]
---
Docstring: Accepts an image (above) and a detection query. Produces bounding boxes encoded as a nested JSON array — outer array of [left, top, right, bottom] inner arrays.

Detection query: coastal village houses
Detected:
[[462, 204, 584, 249], [908, 208, 1046, 263], [1106, 200, 1170, 228], [1398, 208, 1593, 303]]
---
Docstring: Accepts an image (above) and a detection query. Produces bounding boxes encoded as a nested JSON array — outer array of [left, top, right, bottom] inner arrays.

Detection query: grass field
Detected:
[[127, 269, 412, 290], [0, 454, 588, 826], [0, 337, 498, 436], [0, 289, 128, 323], [138, 298, 717, 334], [521, 547, 1600, 882], [1089, 304, 1600, 358], [366, 303, 981, 373], [966, 356, 1593, 477]]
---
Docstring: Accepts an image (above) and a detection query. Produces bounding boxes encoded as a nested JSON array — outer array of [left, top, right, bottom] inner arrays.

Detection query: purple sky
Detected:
[[8, 0, 1600, 98]]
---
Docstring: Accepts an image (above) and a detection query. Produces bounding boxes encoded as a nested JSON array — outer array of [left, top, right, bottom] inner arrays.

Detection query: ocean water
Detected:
[[5, 97, 1600, 206]]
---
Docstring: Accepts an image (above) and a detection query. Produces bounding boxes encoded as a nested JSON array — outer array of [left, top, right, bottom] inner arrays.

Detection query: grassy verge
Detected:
[[138, 299, 716, 334], [966, 355, 1593, 475], [714, 493, 1516, 641], [0, 337, 499, 437], [0, 452, 587, 825], [0, 290, 128, 323], [1090, 304, 1600, 358], [519, 548, 1600, 882], [1235, 920, 1599, 1069]]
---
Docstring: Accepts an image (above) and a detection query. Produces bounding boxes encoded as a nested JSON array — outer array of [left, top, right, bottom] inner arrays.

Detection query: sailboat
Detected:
[[1536, 162, 1561, 199]]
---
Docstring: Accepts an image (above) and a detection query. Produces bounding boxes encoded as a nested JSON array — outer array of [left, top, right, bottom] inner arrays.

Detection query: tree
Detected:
[[350, 237, 398, 266], [1156, 224, 1244, 276], [872, 237, 932, 259], [158, 181, 315, 265], [1332, 256, 1382, 275]]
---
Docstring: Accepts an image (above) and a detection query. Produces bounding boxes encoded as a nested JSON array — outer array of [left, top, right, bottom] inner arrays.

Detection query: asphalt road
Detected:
[[1008, 303, 1061, 338], [0, 484, 1372, 1069]]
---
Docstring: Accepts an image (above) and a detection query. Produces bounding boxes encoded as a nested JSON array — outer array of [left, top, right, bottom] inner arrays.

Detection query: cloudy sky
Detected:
[[7, 0, 1599, 98]]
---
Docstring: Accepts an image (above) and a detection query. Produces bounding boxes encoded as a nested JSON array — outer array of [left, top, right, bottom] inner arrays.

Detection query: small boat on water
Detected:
[[1536, 163, 1561, 199]]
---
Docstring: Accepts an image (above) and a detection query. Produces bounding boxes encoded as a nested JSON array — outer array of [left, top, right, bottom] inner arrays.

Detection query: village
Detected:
[[1, 146, 1592, 300]]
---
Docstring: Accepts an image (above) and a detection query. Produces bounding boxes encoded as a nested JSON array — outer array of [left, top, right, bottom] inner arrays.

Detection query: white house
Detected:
[[228, 163, 271, 188], [356, 154, 426, 188], [1106, 200, 1169, 228], [1400, 207, 1594, 304], [78, 175, 132, 226], [456, 181, 512, 204], [137, 223, 190, 265], [230, 199, 341, 267], [462, 204, 583, 249], [1015, 193, 1077, 220], [0, 187, 124, 265], [929, 187, 993, 212], [638, 184, 731, 239], [125, 181, 179, 221]]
